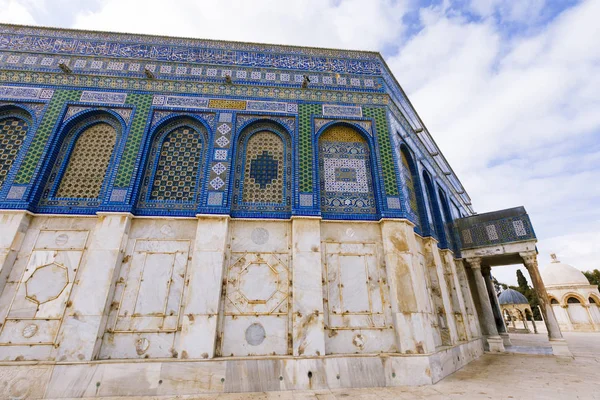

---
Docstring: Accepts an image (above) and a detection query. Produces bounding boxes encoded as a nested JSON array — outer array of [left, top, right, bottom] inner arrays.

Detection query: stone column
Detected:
[[291, 217, 326, 356], [380, 219, 436, 354], [179, 215, 229, 359], [55, 212, 132, 361], [0, 211, 32, 295], [465, 258, 504, 352], [520, 251, 572, 356], [482, 266, 511, 346]]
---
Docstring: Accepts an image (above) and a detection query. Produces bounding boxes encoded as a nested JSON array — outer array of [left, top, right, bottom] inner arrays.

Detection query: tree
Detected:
[[583, 269, 600, 291], [513, 269, 542, 320]]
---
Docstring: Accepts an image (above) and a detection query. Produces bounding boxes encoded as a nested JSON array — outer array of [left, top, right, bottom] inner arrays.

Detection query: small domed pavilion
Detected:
[[541, 254, 600, 332], [498, 288, 537, 333]]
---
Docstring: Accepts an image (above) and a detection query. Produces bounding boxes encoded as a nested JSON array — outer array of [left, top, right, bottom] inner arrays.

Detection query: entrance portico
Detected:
[[455, 207, 572, 357]]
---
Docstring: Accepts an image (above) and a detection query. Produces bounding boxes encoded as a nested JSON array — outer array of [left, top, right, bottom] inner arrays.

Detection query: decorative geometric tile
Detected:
[[266, 72, 276, 80], [364, 79, 374, 87], [251, 71, 261, 79], [56, 122, 117, 199], [24, 56, 37, 65], [513, 220, 527, 236], [336, 77, 347, 85], [219, 113, 233, 123], [235, 70, 247, 79], [309, 75, 318, 83], [0, 117, 29, 190], [299, 194, 313, 207], [191, 67, 202, 75], [107, 62, 124, 70], [40, 57, 54, 66], [322, 76, 333, 84], [280, 73, 290, 81], [206, 68, 217, 77], [319, 125, 376, 215], [175, 66, 187, 75], [215, 149, 228, 160], [128, 63, 141, 71], [350, 78, 360, 86], [387, 197, 401, 209], [207, 191, 223, 206], [152, 95, 165, 106], [215, 135, 230, 148], [364, 107, 397, 196], [485, 224, 499, 240], [322, 104, 362, 117], [159, 65, 172, 73], [462, 229, 473, 244], [6, 185, 27, 200], [90, 61, 103, 69], [217, 123, 231, 134], [212, 162, 226, 175], [145, 64, 156, 72], [210, 176, 225, 190], [80, 91, 127, 104], [109, 188, 127, 202], [400, 149, 422, 230], [287, 103, 298, 113], [149, 126, 202, 201], [6, 55, 20, 63], [294, 75, 304, 82], [221, 69, 232, 77]]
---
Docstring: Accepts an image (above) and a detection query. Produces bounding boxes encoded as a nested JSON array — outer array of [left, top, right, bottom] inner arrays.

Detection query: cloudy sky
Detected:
[[1, 0, 598, 285]]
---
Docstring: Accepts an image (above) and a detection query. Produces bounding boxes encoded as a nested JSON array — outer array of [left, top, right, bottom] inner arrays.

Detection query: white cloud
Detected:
[[0, 0, 36, 24], [388, 0, 600, 284]]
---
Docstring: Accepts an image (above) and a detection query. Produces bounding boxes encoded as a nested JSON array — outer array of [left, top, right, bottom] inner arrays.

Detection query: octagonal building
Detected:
[[0, 24, 563, 396]]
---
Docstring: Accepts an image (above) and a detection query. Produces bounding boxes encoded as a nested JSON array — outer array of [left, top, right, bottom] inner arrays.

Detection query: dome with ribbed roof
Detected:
[[498, 288, 529, 305], [540, 254, 590, 287]]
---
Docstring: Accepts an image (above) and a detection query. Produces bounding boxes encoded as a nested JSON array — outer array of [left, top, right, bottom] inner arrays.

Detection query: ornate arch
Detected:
[[316, 123, 378, 218], [398, 143, 427, 233], [437, 185, 457, 251], [563, 292, 586, 305], [0, 105, 34, 192], [136, 116, 209, 213], [38, 110, 123, 210], [231, 120, 292, 215], [422, 169, 447, 246]]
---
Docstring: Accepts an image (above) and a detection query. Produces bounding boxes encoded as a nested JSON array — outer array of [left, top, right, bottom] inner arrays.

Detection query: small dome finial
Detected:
[[550, 253, 559, 263]]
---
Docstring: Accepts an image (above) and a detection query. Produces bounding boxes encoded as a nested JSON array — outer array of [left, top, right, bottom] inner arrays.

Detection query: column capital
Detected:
[[519, 251, 538, 268], [466, 257, 482, 269], [481, 265, 492, 275]]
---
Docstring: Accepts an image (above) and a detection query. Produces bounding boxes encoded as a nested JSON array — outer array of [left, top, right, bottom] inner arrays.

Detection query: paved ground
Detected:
[[70, 332, 600, 400]]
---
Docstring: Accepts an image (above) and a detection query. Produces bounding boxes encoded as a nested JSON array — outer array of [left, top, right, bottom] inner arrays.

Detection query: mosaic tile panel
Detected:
[[233, 123, 292, 213], [363, 107, 396, 196], [243, 131, 284, 203], [299, 103, 321, 192], [400, 149, 422, 231], [14, 90, 81, 184], [114, 93, 153, 187], [56, 123, 117, 198], [137, 119, 206, 210], [318, 125, 376, 215], [149, 126, 202, 202], [0, 116, 28, 190]]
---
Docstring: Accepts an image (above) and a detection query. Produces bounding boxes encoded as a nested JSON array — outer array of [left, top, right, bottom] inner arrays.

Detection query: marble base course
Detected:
[[0, 338, 484, 398]]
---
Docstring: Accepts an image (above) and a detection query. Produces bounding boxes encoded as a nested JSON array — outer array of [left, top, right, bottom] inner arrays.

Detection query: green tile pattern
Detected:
[[299, 103, 321, 192], [14, 90, 81, 184], [363, 106, 398, 196], [114, 93, 153, 187]]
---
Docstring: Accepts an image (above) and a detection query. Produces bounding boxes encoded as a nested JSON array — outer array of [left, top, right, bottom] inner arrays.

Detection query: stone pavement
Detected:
[[60, 332, 600, 400]]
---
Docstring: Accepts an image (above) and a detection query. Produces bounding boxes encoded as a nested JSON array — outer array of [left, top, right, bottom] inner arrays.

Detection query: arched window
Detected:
[[567, 296, 581, 304], [137, 118, 206, 211], [590, 297, 598, 304], [318, 124, 376, 216], [550, 298, 559, 305], [56, 122, 117, 199], [399, 145, 424, 232], [437, 186, 457, 251], [232, 122, 291, 214], [0, 111, 30, 190], [423, 171, 446, 244]]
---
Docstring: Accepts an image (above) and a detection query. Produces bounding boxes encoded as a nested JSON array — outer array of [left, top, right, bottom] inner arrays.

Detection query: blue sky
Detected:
[[1, 0, 598, 285]]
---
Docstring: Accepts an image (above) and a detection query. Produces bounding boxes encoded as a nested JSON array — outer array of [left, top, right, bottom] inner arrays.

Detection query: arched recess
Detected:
[[136, 117, 208, 212], [0, 105, 33, 192], [232, 120, 292, 216], [422, 170, 447, 246], [398, 143, 427, 233], [566, 296, 582, 304], [550, 298, 559, 305], [437, 185, 458, 252], [38, 111, 124, 209], [317, 123, 378, 218]]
